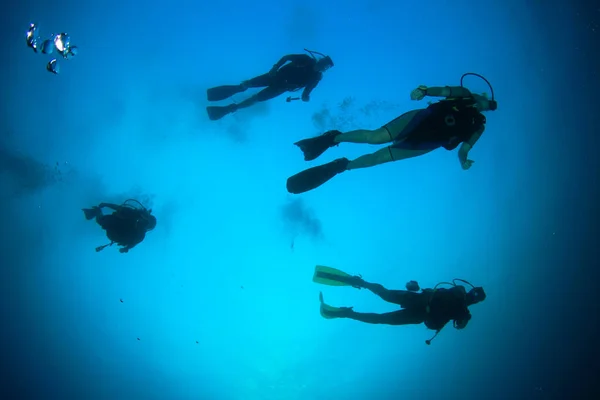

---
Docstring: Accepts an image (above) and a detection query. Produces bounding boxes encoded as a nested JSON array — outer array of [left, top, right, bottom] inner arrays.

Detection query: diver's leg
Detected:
[[346, 146, 433, 170], [381, 109, 423, 140], [236, 86, 287, 109], [359, 281, 421, 307], [334, 128, 392, 145], [242, 73, 273, 88], [334, 109, 423, 145], [346, 309, 425, 325]]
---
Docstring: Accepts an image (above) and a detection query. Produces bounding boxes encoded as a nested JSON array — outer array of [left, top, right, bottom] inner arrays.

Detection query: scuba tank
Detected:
[[424, 278, 479, 345]]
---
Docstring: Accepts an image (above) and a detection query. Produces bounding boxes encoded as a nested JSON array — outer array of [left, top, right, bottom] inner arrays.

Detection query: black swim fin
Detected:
[[286, 158, 349, 194], [82, 207, 101, 220], [206, 104, 238, 121], [294, 130, 341, 161], [207, 85, 245, 102]]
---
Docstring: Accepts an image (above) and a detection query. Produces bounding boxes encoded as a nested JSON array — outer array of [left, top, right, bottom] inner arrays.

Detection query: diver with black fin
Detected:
[[206, 49, 334, 121], [82, 199, 157, 253], [312, 265, 486, 345], [286, 73, 498, 194]]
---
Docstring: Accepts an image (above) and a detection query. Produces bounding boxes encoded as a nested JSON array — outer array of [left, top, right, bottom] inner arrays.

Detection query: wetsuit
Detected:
[[240, 54, 323, 105], [385, 97, 487, 151], [344, 281, 472, 331], [95, 204, 149, 252]]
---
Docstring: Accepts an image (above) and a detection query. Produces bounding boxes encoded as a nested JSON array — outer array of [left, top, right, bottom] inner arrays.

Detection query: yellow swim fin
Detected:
[[312, 265, 355, 287], [319, 291, 352, 319]]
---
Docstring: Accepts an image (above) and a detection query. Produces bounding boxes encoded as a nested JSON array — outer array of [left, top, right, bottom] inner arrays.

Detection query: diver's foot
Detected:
[[331, 157, 350, 173], [347, 275, 366, 289], [320, 304, 354, 319], [318, 291, 354, 319], [82, 207, 101, 220], [206, 103, 239, 121], [294, 130, 342, 161]]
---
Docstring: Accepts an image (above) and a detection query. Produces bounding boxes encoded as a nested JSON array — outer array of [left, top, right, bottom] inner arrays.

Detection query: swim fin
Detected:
[[82, 207, 101, 220], [312, 265, 363, 288], [206, 104, 238, 121], [319, 291, 353, 319], [207, 85, 246, 102], [294, 130, 341, 161], [286, 158, 349, 194]]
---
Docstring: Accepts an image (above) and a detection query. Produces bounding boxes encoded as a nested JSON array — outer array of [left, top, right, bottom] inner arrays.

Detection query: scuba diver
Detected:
[[205, 49, 334, 121], [312, 265, 486, 345], [25, 23, 78, 74], [82, 199, 156, 253], [286, 73, 498, 194]]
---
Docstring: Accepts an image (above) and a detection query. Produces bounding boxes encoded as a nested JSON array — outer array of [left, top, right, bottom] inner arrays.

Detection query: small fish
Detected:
[[119, 299, 123, 303]]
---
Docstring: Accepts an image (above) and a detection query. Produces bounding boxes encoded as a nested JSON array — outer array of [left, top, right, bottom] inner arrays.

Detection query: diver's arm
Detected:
[[425, 86, 472, 98], [301, 76, 321, 101], [119, 244, 134, 253], [118, 236, 144, 253], [120, 231, 146, 253], [458, 126, 485, 166], [454, 318, 470, 329], [454, 309, 472, 329]]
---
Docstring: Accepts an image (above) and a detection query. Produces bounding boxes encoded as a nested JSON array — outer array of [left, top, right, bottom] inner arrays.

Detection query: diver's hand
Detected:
[[119, 247, 129, 253], [301, 94, 310, 102], [455, 319, 468, 329], [461, 159, 474, 170], [410, 85, 428, 101]]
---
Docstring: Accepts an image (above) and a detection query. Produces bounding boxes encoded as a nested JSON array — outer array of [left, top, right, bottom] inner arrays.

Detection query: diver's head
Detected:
[[466, 287, 486, 306], [315, 55, 334, 73], [146, 214, 157, 231], [139, 211, 157, 231], [473, 93, 497, 112]]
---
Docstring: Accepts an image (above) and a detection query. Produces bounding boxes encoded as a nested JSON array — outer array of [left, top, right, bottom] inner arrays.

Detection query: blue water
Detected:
[[1, 1, 599, 399]]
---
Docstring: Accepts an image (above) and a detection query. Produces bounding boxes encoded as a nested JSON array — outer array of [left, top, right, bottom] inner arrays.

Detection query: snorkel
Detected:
[[304, 48, 334, 70], [460, 72, 497, 111], [304, 48, 327, 59]]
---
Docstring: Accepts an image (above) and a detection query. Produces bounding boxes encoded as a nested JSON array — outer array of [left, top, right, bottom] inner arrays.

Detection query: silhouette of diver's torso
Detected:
[[98, 208, 146, 247], [275, 55, 321, 89]]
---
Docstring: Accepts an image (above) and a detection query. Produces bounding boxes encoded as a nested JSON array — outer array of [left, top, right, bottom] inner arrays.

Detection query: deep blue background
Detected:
[[1, 1, 598, 399]]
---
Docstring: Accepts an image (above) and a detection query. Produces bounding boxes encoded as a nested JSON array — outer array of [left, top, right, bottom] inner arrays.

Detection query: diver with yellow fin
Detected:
[[313, 265, 486, 345], [82, 199, 156, 253], [287, 73, 498, 194]]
